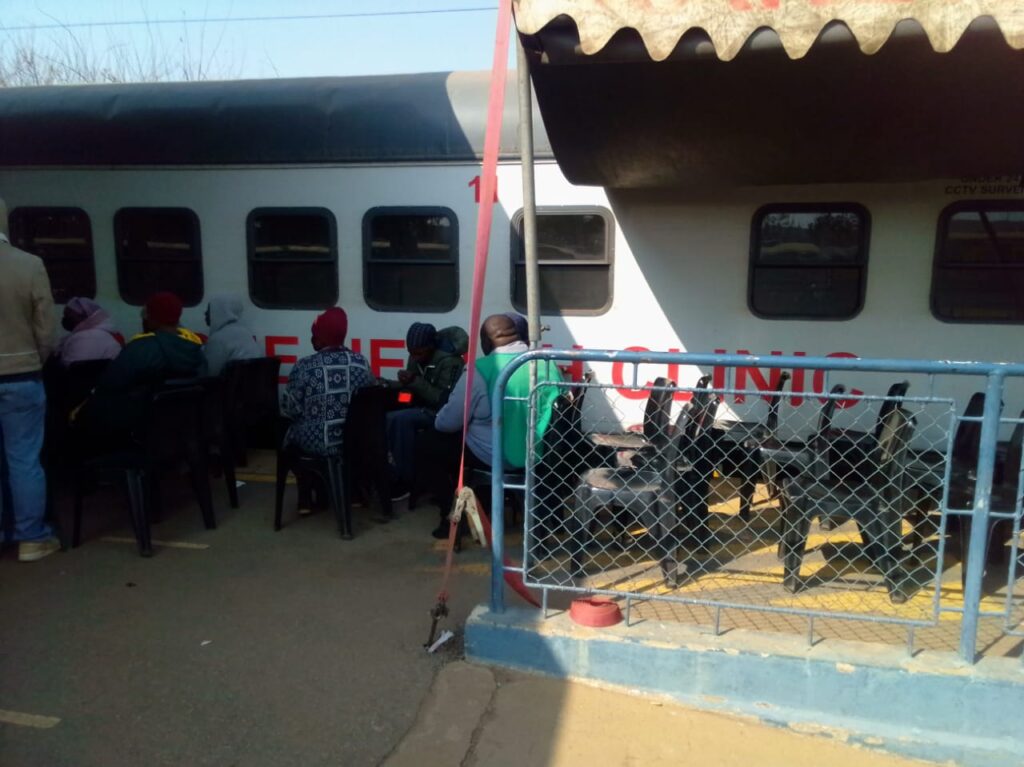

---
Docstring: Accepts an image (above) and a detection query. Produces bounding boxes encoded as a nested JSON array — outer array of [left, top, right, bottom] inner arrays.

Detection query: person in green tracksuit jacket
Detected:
[[429, 314, 562, 537]]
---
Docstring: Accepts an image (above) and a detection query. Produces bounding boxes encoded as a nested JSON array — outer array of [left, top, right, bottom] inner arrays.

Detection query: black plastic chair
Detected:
[[946, 399, 1022, 591], [194, 376, 240, 508], [712, 371, 791, 521], [570, 383, 720, 586], [221, 357, 282, 466], [72, 385, 216, 556], [274, 446, 353, 539], [779, 407, 915, 603], [585, 376, 676, 466]]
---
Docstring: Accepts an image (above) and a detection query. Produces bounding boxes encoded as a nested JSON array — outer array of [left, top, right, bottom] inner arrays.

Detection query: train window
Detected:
[[9, 207, 96, 304], [510, 208, 614, 315], [931, 201, 1024, 323], [363, 207, 458, 313], [749, 204, 870, 320], [115, 208, 203, 306], [247, 208, 338, 310]]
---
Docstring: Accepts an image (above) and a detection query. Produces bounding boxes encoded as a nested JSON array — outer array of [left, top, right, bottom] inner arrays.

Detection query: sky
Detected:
[[1, 0, 510, 81]]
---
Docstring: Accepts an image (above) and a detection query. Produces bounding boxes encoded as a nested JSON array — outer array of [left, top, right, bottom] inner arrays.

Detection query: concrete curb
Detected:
[[465, 605, 1024, 767]]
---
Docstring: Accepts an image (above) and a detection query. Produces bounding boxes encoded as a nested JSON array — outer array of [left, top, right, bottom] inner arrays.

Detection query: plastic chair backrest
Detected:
[[766, 371, 791, 432], [223, 357, 282, 421], [686, 375, 719, 439], [643, 377, 676, 441], [952, 392, 988, 467], [874, 407, 915, 499], [873, 381, 910, 440], [146, 385, 205, 462], [1004, 409, 1024, 488]]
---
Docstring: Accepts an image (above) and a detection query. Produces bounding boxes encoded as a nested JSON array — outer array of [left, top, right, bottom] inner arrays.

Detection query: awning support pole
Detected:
[[517, 37, 541, 353]]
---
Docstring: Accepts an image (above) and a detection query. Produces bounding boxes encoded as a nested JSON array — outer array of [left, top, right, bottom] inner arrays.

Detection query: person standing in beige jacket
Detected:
[[0, 202, 60, 561]]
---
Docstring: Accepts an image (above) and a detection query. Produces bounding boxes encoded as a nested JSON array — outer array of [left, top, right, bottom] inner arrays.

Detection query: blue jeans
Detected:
[[0, 378, 52, 542], [386, 407, 435, 488]]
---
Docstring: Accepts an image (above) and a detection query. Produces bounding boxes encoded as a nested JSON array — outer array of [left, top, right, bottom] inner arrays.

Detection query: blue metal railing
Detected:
[[489, 350, 1024, 663]]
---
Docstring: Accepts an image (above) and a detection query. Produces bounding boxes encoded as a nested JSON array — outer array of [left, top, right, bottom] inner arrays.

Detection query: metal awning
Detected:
[[514, 0, 1024, 61], [512, 1, 1024, 188]]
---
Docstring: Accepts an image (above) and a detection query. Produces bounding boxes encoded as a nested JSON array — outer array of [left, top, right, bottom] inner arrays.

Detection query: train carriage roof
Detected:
[[0, 71, 551, 167]]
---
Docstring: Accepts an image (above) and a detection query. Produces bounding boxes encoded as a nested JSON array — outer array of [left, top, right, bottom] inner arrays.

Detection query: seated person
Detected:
[[425, 314, 562, 537], [385, 322, 467, 500], [203, 293, 261, 376], [74, 291, 204, 444], [281, 307, 373, 514], [56, 297, 124, 366]]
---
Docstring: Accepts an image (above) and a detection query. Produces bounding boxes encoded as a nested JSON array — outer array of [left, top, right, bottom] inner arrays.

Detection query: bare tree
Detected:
[[0, 11, 241, 87]]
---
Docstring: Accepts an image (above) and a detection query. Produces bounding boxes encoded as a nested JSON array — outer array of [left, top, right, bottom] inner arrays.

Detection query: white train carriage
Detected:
[[0, 64, 1021, 435]]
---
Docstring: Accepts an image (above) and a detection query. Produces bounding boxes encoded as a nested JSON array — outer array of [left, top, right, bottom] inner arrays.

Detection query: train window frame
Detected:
[[8, 206, 96, 304], [362, 206, 460, 314], [930, 199, 1024, 325], [747, 203, 871, 321], [114, 207, 204, 307], [509, 206, 615, 317], [246, 207, 339, 310]]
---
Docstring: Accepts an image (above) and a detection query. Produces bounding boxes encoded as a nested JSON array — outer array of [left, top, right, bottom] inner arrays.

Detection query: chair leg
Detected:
[[327, 458, 351, 540], [224, 449, 239, 509], [274, 450, 288, 531], [72, 469, 85, 548], [782, 496, 810, 593], [147, 471, 163, 524], [738, 478, 755, 522], [189, 456, 216, 531], [569, 487, 595, 578], [129, 470, 153, 557]]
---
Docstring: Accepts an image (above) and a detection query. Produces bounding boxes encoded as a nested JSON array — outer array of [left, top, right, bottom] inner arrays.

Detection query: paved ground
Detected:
[[2, 475, 937, 766], [1, 478, 485, 767], [385, 662, 934, 767]]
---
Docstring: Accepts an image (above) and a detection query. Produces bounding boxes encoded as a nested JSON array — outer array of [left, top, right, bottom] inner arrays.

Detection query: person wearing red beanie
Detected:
[[281, 306, 373, 515]]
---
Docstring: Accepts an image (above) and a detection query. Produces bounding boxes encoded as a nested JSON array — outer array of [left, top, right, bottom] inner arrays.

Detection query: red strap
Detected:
[[433, 0, 531, 613], [456, 0, 513, 492]]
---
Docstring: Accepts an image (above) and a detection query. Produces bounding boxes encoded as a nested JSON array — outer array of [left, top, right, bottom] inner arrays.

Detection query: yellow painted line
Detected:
[[0, 709, 61, 729], [417, 563, 490, 576], [234, 472, 290, 484], [100, 536, 209, 550]]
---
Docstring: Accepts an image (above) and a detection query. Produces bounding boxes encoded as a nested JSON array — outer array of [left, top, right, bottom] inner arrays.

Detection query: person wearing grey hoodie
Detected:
[[203, 294, 261, 376]]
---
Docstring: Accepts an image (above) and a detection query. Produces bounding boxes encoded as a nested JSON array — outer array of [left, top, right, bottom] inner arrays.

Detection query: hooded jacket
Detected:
[[203, 294, 261, 376], [400, 325, 468, 409], [0, 232, 55, 378], [77, 327, 205, 439], [58, 299, 123, 366]]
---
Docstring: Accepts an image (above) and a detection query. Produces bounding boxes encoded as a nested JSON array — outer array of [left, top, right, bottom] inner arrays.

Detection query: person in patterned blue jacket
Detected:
[[282, 307, 373, 514]]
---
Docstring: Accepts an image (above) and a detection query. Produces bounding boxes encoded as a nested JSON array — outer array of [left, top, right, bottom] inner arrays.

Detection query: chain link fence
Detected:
[[489, 351, 1024, 662]]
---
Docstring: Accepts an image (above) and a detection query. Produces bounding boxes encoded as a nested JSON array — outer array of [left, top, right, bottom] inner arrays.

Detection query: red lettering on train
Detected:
[[469, 175, 498, 203], [611, 346, 654, 401], [370, 338, 406, 377], [265, 335, 299, 384], [813, 352, 864, 408], [733, 350, 786, 403]]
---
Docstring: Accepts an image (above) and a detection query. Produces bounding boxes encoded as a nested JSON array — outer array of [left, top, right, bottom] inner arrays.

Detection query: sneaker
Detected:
[[390, 491, 411, 503], [431, 524, 451, 540], [18, 538, 61, 562], [297, 507, 314, 517]]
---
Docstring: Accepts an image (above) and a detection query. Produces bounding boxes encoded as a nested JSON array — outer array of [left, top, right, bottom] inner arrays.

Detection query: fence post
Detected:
[[958, 371, 1005, 662], [490, 362, 515, 614]]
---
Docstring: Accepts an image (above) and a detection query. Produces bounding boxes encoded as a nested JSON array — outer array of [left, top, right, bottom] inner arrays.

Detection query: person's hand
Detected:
[[398, 370, 415, 386]]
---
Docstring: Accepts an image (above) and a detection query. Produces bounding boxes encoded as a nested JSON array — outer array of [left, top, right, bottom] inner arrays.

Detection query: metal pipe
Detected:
[[517, 37, 541, 353], [958, 371, 1005, 662]]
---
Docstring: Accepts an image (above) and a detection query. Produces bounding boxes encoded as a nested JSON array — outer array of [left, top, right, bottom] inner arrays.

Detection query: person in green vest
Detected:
[[429, 314, 562, 537]]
